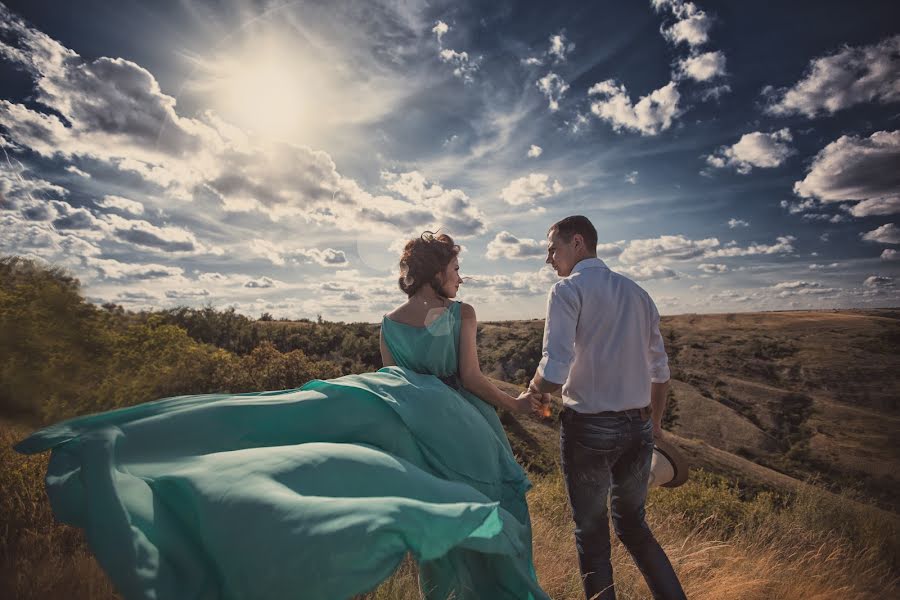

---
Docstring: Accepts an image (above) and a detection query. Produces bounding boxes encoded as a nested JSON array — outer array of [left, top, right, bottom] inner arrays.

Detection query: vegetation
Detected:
[[2, 256, 898, 598]]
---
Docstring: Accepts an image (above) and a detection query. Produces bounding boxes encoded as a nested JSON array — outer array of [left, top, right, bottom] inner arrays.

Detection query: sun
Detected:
[[211, 42, 310, 141]]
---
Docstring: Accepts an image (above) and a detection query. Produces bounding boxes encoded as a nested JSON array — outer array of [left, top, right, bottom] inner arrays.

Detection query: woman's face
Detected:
[[439, 256, 462, 298]]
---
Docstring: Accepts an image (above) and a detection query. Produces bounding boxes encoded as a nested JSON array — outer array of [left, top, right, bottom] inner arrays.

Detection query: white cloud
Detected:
[[793, 131, 900, 219], [64, 165, 90, 178], [863, 275, 894, 288], [432, 20, 449, 44], [861, 223, 900, 245], [96, 195, 144, 215], [809, 263, 839, 270], [100, 213, 212, 253], [86, 257, 183, 280], [698, 263, 728, 273], [677, 51, 726, 82], [845, 196, 900, 217], [765, 34, 900, 118], [616, 264, 678, 281], [527, 144, 543, 158], [485, 231, 547, 260], [619, 234, 719, 263], [705, 129, 793, 174], [299, 248, 349, 267], [625, 171, 638, 184], [438, 48, 479, 82], [548, 32, 574, 63], [596, 242, 625, 258], [728, 218, 749, 228], [705, 236, 796, 258], [244, 276, 276, 289], [882, 249, 899, 261], [588, 80, 681, 136], [381, 171, 487, 237], [499, 173, 563, 207], [536, 72, 569, 111], [165, 289, 211, 299], [521, 57, 543, 66], [654, 0, 714, 47]]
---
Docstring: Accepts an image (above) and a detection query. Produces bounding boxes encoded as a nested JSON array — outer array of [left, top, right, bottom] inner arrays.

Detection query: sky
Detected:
[[0, 0, 898, 322]]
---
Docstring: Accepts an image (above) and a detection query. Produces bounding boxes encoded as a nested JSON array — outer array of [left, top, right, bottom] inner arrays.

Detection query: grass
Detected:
[[3, 418, 896, 600]]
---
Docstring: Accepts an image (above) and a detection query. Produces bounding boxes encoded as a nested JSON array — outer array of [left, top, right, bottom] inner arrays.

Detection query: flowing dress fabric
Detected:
[[14, 300, 549, 600]]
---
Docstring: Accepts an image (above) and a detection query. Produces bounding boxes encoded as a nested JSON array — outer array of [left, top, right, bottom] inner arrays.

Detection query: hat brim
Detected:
[[653, 437, 690, 488]]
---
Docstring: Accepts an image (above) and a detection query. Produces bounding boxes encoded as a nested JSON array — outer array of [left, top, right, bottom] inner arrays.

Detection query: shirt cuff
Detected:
[[537, 355, 569, 386], [650, 364, 671, 384]]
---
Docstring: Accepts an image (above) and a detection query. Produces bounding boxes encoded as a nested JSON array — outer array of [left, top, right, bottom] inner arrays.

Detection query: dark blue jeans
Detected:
[[560, 407, 686, 600]]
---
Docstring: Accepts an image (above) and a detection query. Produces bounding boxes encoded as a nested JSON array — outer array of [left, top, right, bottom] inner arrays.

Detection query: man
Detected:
[[526, 215, 686, 600]]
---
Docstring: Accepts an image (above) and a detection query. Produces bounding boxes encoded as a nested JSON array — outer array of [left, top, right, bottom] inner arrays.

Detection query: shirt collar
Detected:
[[571, 257, 608, 274]]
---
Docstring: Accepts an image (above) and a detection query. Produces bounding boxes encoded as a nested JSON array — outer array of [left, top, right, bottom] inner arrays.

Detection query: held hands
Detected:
[[510, 379, 552, 417]]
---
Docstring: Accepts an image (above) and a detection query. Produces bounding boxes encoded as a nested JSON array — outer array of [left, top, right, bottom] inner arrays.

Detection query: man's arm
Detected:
[[647, 297, 670, 436], [530, 282, 579, 397]]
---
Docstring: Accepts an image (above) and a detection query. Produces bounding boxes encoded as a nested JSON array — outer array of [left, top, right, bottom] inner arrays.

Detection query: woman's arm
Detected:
[[379, 326, 396, 367], [458, 303, 530, 413]]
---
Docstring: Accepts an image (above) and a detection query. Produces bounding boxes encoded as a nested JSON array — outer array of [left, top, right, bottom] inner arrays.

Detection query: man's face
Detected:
[[546, 230, 580, 277]]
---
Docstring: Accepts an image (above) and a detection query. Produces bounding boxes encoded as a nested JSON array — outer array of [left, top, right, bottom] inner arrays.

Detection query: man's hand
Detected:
[[513, 391, 538, 414], [653, 421, 663, 439]]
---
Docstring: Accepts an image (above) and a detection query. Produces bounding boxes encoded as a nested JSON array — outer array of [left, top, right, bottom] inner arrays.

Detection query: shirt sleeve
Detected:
[[537, 281, 580, 385], [647, 297, 671, 383]]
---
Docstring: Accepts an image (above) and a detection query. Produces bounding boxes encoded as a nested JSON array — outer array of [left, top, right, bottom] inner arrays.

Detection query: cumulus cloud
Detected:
[[882, 249, 899, 261], [705, 129, 793, 174], [485, 231, 547, 260], [619, 234, 719, 263], [463, 266, 558, 297], [793, 131, 900, 219], [845, 196, 900, 217], [165, 288, 210, 299], [95, 194, 144, 215], [676, 51, 726, 82], [299, 248, 349, 267], [381, 171, 487, 237], [549, 32, 574, 63], [772, 280, 838, 297], [765, 34, 900, 117], [588, 80, 681, 136], [861, 223, 900, 245], [101, 213, 208, 253], [527, 144, 543, 158], [616, 264, 678, 281], [698, 263, 728, 273], [244, 276, 276, 289], [499, 173, 563, 207], [728, 218, 749, 228], [432, 20, 449, 44], [653, 0, 714, 47], [705, 236, 796, 258], [64, 165, 90, 178], [86, 257, 183, 280], [536, 72, 569, 111], [438, 49, 479, 82], [863, 275, 894, 288], [625, 171, 638, 184]]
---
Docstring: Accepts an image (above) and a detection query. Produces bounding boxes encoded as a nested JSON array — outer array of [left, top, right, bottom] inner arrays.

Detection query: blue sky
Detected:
[[1, 0, 898, 321]]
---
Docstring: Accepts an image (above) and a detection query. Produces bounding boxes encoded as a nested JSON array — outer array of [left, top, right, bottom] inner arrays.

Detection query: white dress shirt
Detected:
[[537, 257, 670, 413]]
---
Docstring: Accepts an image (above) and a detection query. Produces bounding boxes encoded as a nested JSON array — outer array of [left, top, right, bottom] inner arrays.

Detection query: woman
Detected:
[[14, 231, 551, 600]]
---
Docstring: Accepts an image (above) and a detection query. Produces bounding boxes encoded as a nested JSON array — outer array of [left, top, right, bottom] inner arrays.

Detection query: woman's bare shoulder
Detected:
[[459, 302, 476, 320]]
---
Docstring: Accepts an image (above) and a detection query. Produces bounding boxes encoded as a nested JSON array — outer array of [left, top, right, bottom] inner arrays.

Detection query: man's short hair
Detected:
[[549, 215, 598, 253]]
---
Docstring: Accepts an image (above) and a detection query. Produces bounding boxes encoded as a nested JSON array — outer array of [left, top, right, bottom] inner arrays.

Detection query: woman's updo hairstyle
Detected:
[[398, 230, 460, 297]]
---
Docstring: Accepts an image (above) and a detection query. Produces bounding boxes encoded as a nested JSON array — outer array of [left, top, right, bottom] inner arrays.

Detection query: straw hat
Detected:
[[648, 436, 689, 488]]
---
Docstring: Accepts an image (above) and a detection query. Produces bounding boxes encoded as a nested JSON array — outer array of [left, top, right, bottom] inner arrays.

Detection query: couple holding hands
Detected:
[[16, 215, 686, 599]]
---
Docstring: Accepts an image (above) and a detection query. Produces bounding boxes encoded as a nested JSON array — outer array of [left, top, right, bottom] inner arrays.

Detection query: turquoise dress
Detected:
[[14, 300, 549, 600]]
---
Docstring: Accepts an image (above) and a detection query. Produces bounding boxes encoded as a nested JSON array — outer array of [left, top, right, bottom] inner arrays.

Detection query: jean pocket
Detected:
[[574, 437, 619, 455]]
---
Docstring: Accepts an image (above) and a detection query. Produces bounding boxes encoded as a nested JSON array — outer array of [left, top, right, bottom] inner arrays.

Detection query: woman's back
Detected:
[[381, 300, 461, 378]]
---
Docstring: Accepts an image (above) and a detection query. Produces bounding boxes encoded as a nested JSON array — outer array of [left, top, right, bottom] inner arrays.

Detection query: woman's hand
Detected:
[[512, 391, 538, 414]]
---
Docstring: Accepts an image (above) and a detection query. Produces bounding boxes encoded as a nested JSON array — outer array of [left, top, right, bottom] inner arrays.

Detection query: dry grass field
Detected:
[[3, 309, 899, 599]]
